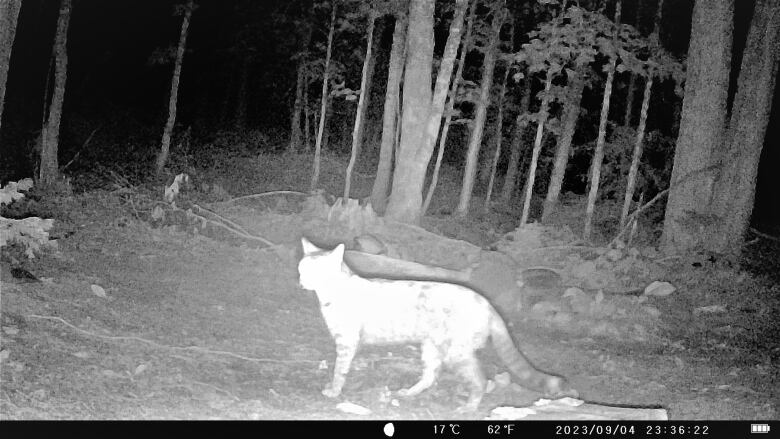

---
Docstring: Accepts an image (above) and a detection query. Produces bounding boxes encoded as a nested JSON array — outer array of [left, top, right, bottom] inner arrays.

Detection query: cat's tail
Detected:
[[489, 310, 573, 398]]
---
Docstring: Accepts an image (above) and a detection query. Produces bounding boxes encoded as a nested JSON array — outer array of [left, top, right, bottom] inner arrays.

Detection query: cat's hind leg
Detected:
[[322, 336, 359, 398], [449, 353, 486, 411], [397, 340, 442, 397]]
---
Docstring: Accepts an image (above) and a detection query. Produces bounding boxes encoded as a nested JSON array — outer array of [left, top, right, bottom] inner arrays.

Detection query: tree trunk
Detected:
[[39, 0, 72, 188], [422, 0, 476, 215], [707, 0, 780, 254], [353, 18, 382, 158], [290, 62, 306, 151], [455, 4, 504, 217], [661, 0, 733, 252], [583, 0, 621, 241], [321, 95, 331, 151], [344, 13, 376, 200], [370, 14, 406, 212], [620, 76, 653, 229], [583, 70, 616, 240], [623, 73, 636, 126], [500, 78, 532, 204], [219, 61, 235, 127], [619, 0, 664, 230], [0, 0, 21, 134], [155, 0, 194, 176], [303, 77, 310, 150], [520, 71, 553, 226], [310, 3, 337, 191], [542, 72, 585, 222], [234, 55, 249, 130], [289, 20, 313, 152], [650, 0, 666, 42], [484, 64, 510, 212], [385, 0, 468, 224]]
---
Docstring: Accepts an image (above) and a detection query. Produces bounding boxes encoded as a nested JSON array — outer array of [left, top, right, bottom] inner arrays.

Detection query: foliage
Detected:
[[514, 5, 684, 100]]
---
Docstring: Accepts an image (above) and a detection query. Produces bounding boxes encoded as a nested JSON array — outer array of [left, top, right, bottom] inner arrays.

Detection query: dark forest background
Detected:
[[1, 0, 777, 226]]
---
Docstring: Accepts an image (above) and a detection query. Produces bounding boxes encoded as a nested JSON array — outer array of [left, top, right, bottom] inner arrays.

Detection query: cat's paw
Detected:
[[396, 388, 413, 398], [321, 387, 342, 398]]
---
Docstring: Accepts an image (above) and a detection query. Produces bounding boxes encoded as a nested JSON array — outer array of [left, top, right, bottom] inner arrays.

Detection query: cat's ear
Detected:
[[332, 243, 345, 260], [301, 237, 319, 255]]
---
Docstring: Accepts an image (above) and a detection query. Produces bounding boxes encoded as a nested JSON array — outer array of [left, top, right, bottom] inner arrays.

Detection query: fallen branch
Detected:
[[61, 126, 100, 171], [183, 205, 278, 248], [531, 245, 598, 252], [609, 188, 669, 247], [27, 314, 319, 365], [749, 227, 780, 243], [191, 203, 252, 236], [387, 220, 481, 250], [225, 190, 309, 205]]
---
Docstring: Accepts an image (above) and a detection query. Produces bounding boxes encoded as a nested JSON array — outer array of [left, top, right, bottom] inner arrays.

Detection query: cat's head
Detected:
[[298, 237, 346, 291]]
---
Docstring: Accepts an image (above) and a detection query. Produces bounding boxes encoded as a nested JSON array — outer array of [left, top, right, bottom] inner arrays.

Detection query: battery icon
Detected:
[[751, 424, 770, 433]]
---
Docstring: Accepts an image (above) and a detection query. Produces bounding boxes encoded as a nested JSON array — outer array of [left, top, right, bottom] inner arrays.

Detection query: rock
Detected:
[[642, 246, 660, 259], [642, 305, 661, 318], [605, 248, 623, 262], [563, 287, 591, 314], [521, 268, 562, 289], [532, 300, 562, 316], [644, 281, 676, 297], [551, 312, 573, 325], [336, 402, 372, 416], [571, 261, 597, 281], [562, 287, 586, 298]]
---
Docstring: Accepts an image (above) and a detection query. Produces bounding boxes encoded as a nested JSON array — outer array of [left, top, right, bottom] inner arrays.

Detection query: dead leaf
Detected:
[[134, 364, 149, 376], [90, 284, 107, 298], [151, 205, 165, 221], [644, 281, 676, 297]]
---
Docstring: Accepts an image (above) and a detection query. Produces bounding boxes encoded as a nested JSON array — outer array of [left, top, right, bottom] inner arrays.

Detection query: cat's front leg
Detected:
[[397, 340, 442, 397], [322, 338, 358, 398]]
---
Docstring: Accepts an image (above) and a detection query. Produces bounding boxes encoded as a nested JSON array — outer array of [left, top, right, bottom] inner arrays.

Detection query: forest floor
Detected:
[[1, 151, 778, 420]]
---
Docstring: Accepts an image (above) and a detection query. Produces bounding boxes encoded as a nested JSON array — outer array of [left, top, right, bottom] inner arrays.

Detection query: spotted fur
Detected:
[[298, 237, 572, 410]]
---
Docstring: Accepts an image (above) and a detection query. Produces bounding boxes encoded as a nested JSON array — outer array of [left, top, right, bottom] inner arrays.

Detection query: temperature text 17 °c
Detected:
[[433, 424, 461, 435]]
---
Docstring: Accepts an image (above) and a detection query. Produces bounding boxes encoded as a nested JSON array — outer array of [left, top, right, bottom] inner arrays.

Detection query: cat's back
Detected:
[[357, 276, 491, 311]]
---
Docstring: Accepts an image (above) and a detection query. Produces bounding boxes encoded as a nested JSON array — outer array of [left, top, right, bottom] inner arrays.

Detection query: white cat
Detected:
[[298, 237, 572, 411]]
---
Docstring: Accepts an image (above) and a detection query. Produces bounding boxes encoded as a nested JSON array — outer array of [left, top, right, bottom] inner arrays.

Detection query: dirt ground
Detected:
[[1, 154, 778, 420]]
